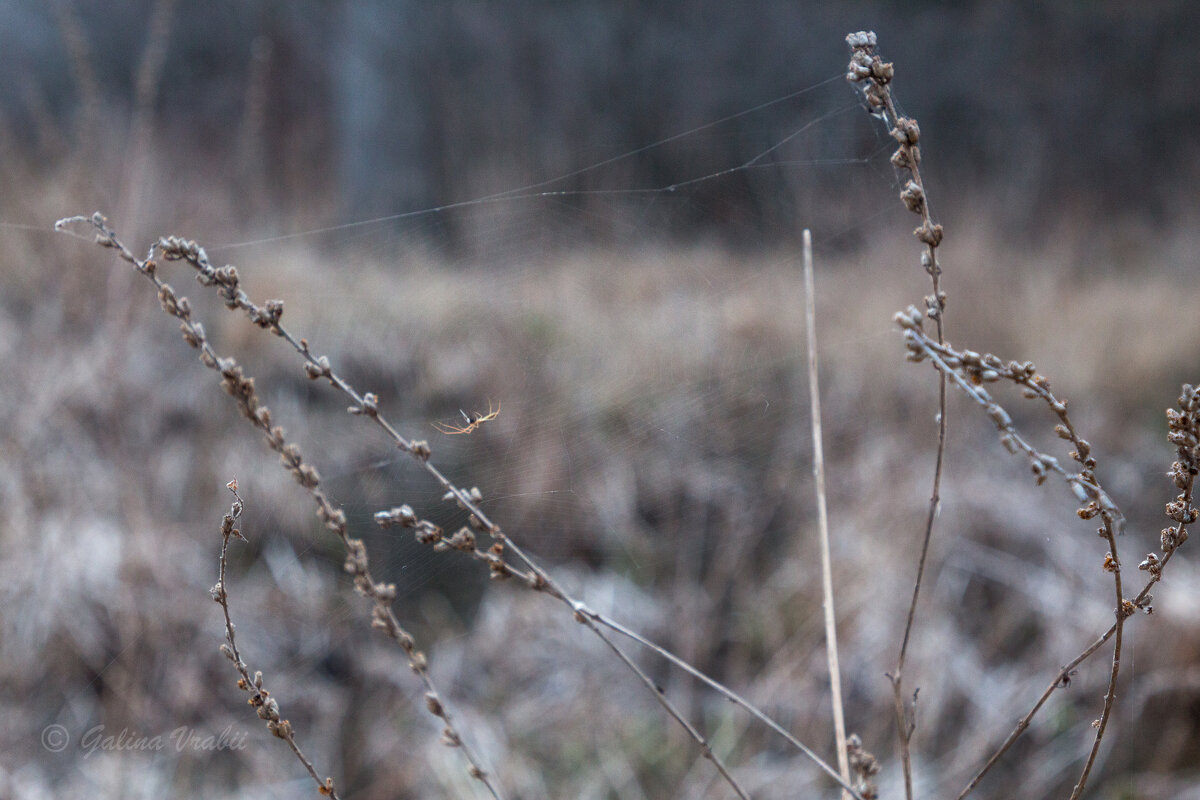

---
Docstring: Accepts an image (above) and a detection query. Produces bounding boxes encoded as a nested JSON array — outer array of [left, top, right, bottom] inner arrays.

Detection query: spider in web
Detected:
[[432, 400, 501, 435]]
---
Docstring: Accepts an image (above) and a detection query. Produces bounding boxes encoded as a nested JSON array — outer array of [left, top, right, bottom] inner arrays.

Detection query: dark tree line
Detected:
[[3, 0, 1196, 245]]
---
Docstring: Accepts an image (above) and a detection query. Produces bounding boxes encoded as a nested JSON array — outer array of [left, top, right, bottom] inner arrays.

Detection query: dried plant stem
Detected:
[[587, 609, 863, 799], [846, 32, 947, 799], [1070, 521, 1124, 798], [212, 481, 341, 799], [56, 213, 869, 798], [895, 314, 1119, 515], [895, 310, 1130, 797], [892, 311, 1182, 797], [959, 547, 1187, 797], [957, 383, 1198, 796], [1069, 387, 1198, 796], [376, 506, 864, 799], [958, 629, 1108, 799], [802, 229, 851, 795], [848, 30, 1194, 799], [55, 214, 501, 798], [585, 619, 750, 798]]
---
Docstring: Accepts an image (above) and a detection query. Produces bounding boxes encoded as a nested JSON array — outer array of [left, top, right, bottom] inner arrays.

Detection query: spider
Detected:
[[433, 400, 501, 435]]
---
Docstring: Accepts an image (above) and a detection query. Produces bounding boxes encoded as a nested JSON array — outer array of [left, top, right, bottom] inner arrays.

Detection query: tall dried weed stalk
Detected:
[[847, 30, 1195, 800], [51, 29, 1195, 800]]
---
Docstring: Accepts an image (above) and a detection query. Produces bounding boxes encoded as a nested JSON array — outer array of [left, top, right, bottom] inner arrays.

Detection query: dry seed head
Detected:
[[449, 527, 476, 552], [415, 521, 442, 545], [893, 305, 924, 330], [900, 180, 925, 214], [370, 606, 390, 632], [846, 30, 877, 48], [1165, 498, 1198, 523], [249, 298, 283, 329], [985, 404, 1012, 429], [375, 504, 417, 528], [891, 117, 920, 145], [1161, 526, 1185, 551], [914, 221, 944, 246], [262, 697, 280, 720]]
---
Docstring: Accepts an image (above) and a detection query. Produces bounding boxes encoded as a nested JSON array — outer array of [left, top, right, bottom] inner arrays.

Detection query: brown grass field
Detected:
[[2, 15, 1199, 800]]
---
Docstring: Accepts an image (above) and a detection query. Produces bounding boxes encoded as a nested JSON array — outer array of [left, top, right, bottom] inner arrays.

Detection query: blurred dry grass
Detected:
[[5, 190, 1200, 797], [3, 17, 1200, 798]]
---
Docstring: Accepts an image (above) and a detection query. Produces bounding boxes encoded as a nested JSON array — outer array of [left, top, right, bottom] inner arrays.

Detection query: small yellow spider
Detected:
[[433, 400, 501, 435]]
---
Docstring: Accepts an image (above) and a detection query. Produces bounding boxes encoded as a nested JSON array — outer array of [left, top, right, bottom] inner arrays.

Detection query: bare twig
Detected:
[[56, 214, 502, 798], [584, 608, 862, 798], [957, 384, 1197, 797], [802, 228, 852, 797], [59, 210, 868, 799], [848, 29, 1194, 798], [211, 479, 341, 799], [895, 311, 1129, 797], [846, 31, 947, 799], [57, 213, 870, 798], [893, 309, 1198, 797], [376, 505, 756, 799], [374, 500, 867, 797]]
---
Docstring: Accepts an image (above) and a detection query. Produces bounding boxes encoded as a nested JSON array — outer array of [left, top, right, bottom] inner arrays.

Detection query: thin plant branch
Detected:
[[41, 26, 1199, 799], [893, 309, 1189, 798], [956, 384, 1198, 797], [584, 608, 864, 798], [211, 480, 341, 799], [802, 228, 852, 797], [55, 214, 502, 798], [846, 31, 947, 800], [375, 503, 863, 798], [56, 213, 868, 798], [896, 311, 1129, 797]]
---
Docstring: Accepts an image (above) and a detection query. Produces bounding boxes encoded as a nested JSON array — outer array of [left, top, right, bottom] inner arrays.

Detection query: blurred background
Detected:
[[2, 1, 1199, 798]]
